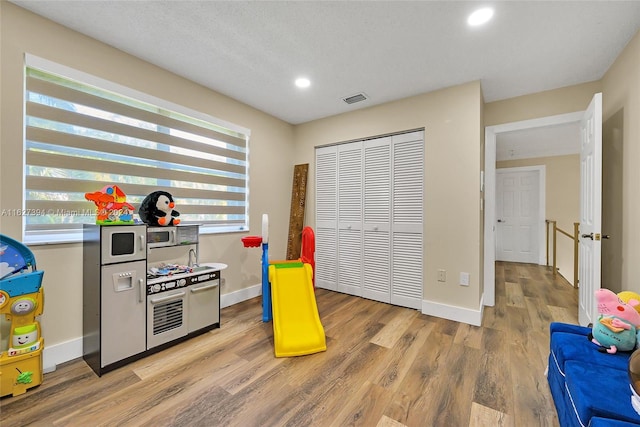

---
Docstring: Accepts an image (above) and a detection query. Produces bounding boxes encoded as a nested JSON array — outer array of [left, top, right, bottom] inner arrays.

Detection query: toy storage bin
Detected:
[[0, 346, 43, 397], [0, 281, 44, 397], [1, 234, 45, 397]]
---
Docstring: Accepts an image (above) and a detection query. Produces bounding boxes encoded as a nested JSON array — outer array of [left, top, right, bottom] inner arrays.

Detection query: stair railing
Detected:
[[545, 220, 580, 287]]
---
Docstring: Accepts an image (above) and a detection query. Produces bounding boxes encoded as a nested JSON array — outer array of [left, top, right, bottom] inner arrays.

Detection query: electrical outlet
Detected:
[[437, 269, 446, 282], [460, 272, 470, 286]]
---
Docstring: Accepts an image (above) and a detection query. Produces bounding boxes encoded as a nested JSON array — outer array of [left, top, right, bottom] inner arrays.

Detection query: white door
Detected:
[[315, 146, 338, 291], [363, 137, 392, 303], [315, 131, 423, 310], [390, 131, 424, 309], [578, 93, 603, 327], [496, 169, 540, 263], [337, 142, 363, 297]]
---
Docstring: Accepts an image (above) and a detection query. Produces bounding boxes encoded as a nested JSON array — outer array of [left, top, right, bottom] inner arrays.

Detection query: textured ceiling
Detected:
[[496, 122, 580, 161], [11, 1, 640, 126]]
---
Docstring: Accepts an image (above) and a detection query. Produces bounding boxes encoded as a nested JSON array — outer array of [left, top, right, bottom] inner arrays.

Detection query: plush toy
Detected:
[[138, 191, 181, 226], [619, 291, 640, 314], [589, 288, 640, 354], [84, 184, 135, 224]]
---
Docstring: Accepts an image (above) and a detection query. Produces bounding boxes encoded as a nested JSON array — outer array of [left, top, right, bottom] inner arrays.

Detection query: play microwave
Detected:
[[147, 225, 199, 248]]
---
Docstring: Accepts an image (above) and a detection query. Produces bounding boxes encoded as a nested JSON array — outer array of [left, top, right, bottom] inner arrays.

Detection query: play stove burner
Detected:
[[147, 270, 219, 295]]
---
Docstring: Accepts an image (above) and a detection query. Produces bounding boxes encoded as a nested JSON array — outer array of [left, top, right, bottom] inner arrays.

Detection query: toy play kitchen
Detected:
[[82, 224, 225, 376]]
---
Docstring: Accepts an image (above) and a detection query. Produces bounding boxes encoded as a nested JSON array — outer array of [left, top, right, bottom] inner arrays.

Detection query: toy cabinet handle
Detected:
[[138, 278, 144, 303]]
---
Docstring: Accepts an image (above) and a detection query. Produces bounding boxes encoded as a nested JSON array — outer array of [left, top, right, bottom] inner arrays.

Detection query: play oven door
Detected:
[[146, 287, 188, 349]]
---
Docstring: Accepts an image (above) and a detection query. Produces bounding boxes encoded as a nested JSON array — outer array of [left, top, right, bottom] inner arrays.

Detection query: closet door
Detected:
[[337, 141, 363, 296], [391, 131, 424, 309], [363, 137, 391, 303], [315, 146, 338, 291]]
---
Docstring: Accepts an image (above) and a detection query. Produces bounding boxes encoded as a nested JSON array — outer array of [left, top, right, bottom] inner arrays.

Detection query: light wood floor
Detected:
[[0, 262, 578, 427]]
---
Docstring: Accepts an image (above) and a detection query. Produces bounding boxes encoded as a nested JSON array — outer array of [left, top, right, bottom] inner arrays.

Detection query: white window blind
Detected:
[[23, 56, 249, 243]]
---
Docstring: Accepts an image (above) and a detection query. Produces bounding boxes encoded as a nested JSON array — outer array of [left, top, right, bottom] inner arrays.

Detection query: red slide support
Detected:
[[300, 227, 315, 288]]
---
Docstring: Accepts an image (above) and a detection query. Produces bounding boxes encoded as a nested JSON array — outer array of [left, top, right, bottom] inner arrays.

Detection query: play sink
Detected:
[[193, 262, 228, 272]]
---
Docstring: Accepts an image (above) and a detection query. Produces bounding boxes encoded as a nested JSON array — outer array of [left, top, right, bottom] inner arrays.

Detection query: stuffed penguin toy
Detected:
[[139, 191, 181, 226]]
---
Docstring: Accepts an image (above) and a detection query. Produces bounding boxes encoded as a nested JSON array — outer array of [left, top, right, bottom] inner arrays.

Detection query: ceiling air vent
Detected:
[[342, 93, 368, 105]]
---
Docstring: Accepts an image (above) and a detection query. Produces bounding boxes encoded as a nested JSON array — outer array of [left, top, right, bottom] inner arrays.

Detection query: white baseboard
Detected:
[[43, 337, 82, 373], [421, 295, 485, 326], [221, 283, 261, 308], [42, 284, 263, 371]]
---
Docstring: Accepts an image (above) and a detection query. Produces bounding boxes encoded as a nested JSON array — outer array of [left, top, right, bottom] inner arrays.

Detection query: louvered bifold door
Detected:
[[391, 131, 424, 309], [315, 146, 338, 291], [363, 137, 392, 303], [337, 141, 363, 297]]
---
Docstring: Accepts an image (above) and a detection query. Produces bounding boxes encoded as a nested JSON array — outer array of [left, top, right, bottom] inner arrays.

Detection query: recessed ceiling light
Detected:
[[467, 7, 494, 26], [295, 77, 311, 88]]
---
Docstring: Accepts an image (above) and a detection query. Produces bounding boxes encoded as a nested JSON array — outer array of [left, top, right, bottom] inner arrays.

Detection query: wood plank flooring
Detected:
[[0, 262, 578, 426]]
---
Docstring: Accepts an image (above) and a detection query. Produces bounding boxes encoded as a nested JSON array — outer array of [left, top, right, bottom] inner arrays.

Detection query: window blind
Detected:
[[24, 60, 249, 243]]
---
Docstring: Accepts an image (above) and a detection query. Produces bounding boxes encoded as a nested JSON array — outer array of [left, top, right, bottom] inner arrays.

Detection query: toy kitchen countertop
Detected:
[[147, 262, 227, 287]]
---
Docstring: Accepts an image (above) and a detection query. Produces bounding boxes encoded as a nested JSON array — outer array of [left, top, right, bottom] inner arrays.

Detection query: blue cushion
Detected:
[[550, 322, 593, 337], [589, 416, 640, 426], [564, 361, 640, 426], [551, 332, 631, 377]]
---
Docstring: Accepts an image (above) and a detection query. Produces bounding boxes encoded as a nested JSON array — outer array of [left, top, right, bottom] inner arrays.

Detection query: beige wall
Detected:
[[1, 3, 294, 349], [485, 81, 602, 127], [497, 155, 580, 285], [294, 81, 484, 311], [602, 109, 624, 293], [479, 91, 485, 303], [602, 30, 640, 294]]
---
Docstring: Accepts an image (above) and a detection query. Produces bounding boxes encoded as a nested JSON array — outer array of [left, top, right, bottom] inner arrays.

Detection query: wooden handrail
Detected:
[[545, 220, 580, 287]]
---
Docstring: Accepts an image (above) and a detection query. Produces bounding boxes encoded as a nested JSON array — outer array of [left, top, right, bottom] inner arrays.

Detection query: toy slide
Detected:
[[268, 262, 326, 357]]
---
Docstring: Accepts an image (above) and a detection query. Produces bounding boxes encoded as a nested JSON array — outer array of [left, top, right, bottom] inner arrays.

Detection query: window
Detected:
[[23, 55, 250, 244]]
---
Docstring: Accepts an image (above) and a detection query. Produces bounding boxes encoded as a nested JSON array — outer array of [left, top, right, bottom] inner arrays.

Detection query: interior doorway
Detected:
[[484, 111, 583, 307]]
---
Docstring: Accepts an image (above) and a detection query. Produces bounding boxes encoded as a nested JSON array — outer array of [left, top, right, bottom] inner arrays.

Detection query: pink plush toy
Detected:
[[589, 288, 640, 354]]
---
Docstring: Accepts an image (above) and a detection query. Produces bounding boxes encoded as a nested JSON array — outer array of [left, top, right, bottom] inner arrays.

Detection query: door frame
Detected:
[[495, 165, 546, 265], [484, 111, 583, 307]]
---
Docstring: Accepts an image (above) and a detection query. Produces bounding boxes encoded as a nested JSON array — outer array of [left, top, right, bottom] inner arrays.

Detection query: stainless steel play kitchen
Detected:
[[82, 224, 222, 376]]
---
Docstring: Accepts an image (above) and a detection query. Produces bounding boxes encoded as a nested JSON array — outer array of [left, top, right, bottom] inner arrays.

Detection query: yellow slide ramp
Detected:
[[268, 262, 326, 357]]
